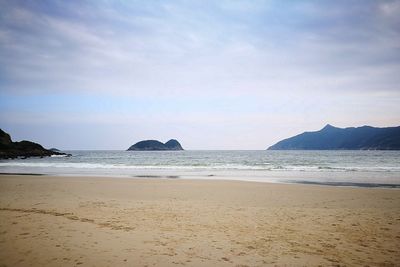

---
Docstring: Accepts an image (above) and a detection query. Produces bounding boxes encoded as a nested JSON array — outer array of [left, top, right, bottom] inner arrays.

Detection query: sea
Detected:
[[1, 150, 399, 187]]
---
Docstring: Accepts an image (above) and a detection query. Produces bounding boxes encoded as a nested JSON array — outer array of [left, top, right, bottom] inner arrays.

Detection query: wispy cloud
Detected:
[[0, 0, 399, 149]]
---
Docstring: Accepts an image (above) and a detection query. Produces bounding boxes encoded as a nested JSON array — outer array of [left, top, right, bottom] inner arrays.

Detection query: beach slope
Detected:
[[0, 175, 399, 266]]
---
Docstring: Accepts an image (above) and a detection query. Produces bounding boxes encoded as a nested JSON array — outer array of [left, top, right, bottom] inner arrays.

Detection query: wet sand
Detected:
[[0, 175, 399, 266]]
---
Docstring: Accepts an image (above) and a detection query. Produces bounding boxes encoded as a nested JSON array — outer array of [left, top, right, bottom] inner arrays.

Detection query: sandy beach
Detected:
[[0, 175, 399, 266]]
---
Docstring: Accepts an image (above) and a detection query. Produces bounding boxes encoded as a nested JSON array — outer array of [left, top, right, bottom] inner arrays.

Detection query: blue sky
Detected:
[[0, 0, 399, 149]]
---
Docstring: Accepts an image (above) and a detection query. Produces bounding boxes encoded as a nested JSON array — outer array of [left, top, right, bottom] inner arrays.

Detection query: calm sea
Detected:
[[1, 150, 399, 187]]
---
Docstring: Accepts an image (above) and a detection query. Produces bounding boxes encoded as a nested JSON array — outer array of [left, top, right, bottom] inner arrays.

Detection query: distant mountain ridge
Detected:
[[127, 139, 183, 151], [268, 124, 400, 150]]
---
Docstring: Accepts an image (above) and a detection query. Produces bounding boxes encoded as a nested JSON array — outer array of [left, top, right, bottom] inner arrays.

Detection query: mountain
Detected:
[[127, 139, 184, 151], [268, 124, 400, 150], [0, 129, 69, 159]]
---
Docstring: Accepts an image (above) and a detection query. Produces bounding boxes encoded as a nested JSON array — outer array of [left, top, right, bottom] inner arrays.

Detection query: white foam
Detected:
[[0, 161, 399, 172]]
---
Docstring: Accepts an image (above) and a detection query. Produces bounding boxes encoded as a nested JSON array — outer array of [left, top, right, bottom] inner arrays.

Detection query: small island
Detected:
[[0, 129, 69, 159], [268, 124, 400, 150], [127, 139, 184, 151]]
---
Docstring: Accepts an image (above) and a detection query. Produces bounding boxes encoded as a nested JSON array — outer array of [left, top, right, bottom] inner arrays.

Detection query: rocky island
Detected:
[[127, 139, 184, 151], [0, 129, 69, 159], [268, 124, 400, 150]]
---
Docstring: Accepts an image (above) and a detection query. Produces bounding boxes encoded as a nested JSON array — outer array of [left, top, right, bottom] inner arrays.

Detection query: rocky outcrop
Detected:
[[127, 139, 184, 151], [164, 139, 184, 150], [0, 129, 69, 159], [268, 124, 400, 150]]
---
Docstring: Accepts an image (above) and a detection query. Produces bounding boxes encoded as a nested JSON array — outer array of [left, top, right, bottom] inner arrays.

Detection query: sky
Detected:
[[0, 0, 399, 150]]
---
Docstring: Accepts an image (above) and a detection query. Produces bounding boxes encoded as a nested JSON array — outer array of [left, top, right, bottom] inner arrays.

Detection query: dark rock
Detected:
[[164, 139, 184, 150], [127, 139, 184, 151], [268, 124, 400, 150], [0, 129, 69, 159], [49, 148, 61, 152], [0, 129, 12, 145]]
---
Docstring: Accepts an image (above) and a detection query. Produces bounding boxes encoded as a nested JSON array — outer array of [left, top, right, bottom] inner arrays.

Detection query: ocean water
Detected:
[[1, 150, 399, 187]]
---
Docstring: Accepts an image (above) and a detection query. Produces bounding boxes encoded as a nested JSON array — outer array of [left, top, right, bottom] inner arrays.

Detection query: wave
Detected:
[[0, 162, 399, 172]]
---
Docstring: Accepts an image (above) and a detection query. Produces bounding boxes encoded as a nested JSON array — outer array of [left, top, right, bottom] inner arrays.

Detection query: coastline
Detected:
[[1, 172, 400, 189], [1, 174, 399, 266], [2, 150, 400, 190]]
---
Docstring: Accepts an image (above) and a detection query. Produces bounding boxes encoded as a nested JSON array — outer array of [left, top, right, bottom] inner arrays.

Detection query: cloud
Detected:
[[0, 0, 398, 95], [0, 0, 399, 149]]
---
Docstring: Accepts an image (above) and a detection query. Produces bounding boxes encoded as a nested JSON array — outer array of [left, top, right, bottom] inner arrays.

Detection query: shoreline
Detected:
[[1, 172, 400, 189], [1, 174, 399, 266]]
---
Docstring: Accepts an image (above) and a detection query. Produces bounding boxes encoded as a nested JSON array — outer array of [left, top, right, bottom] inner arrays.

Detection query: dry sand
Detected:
[[0, 175, 399, 266]]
